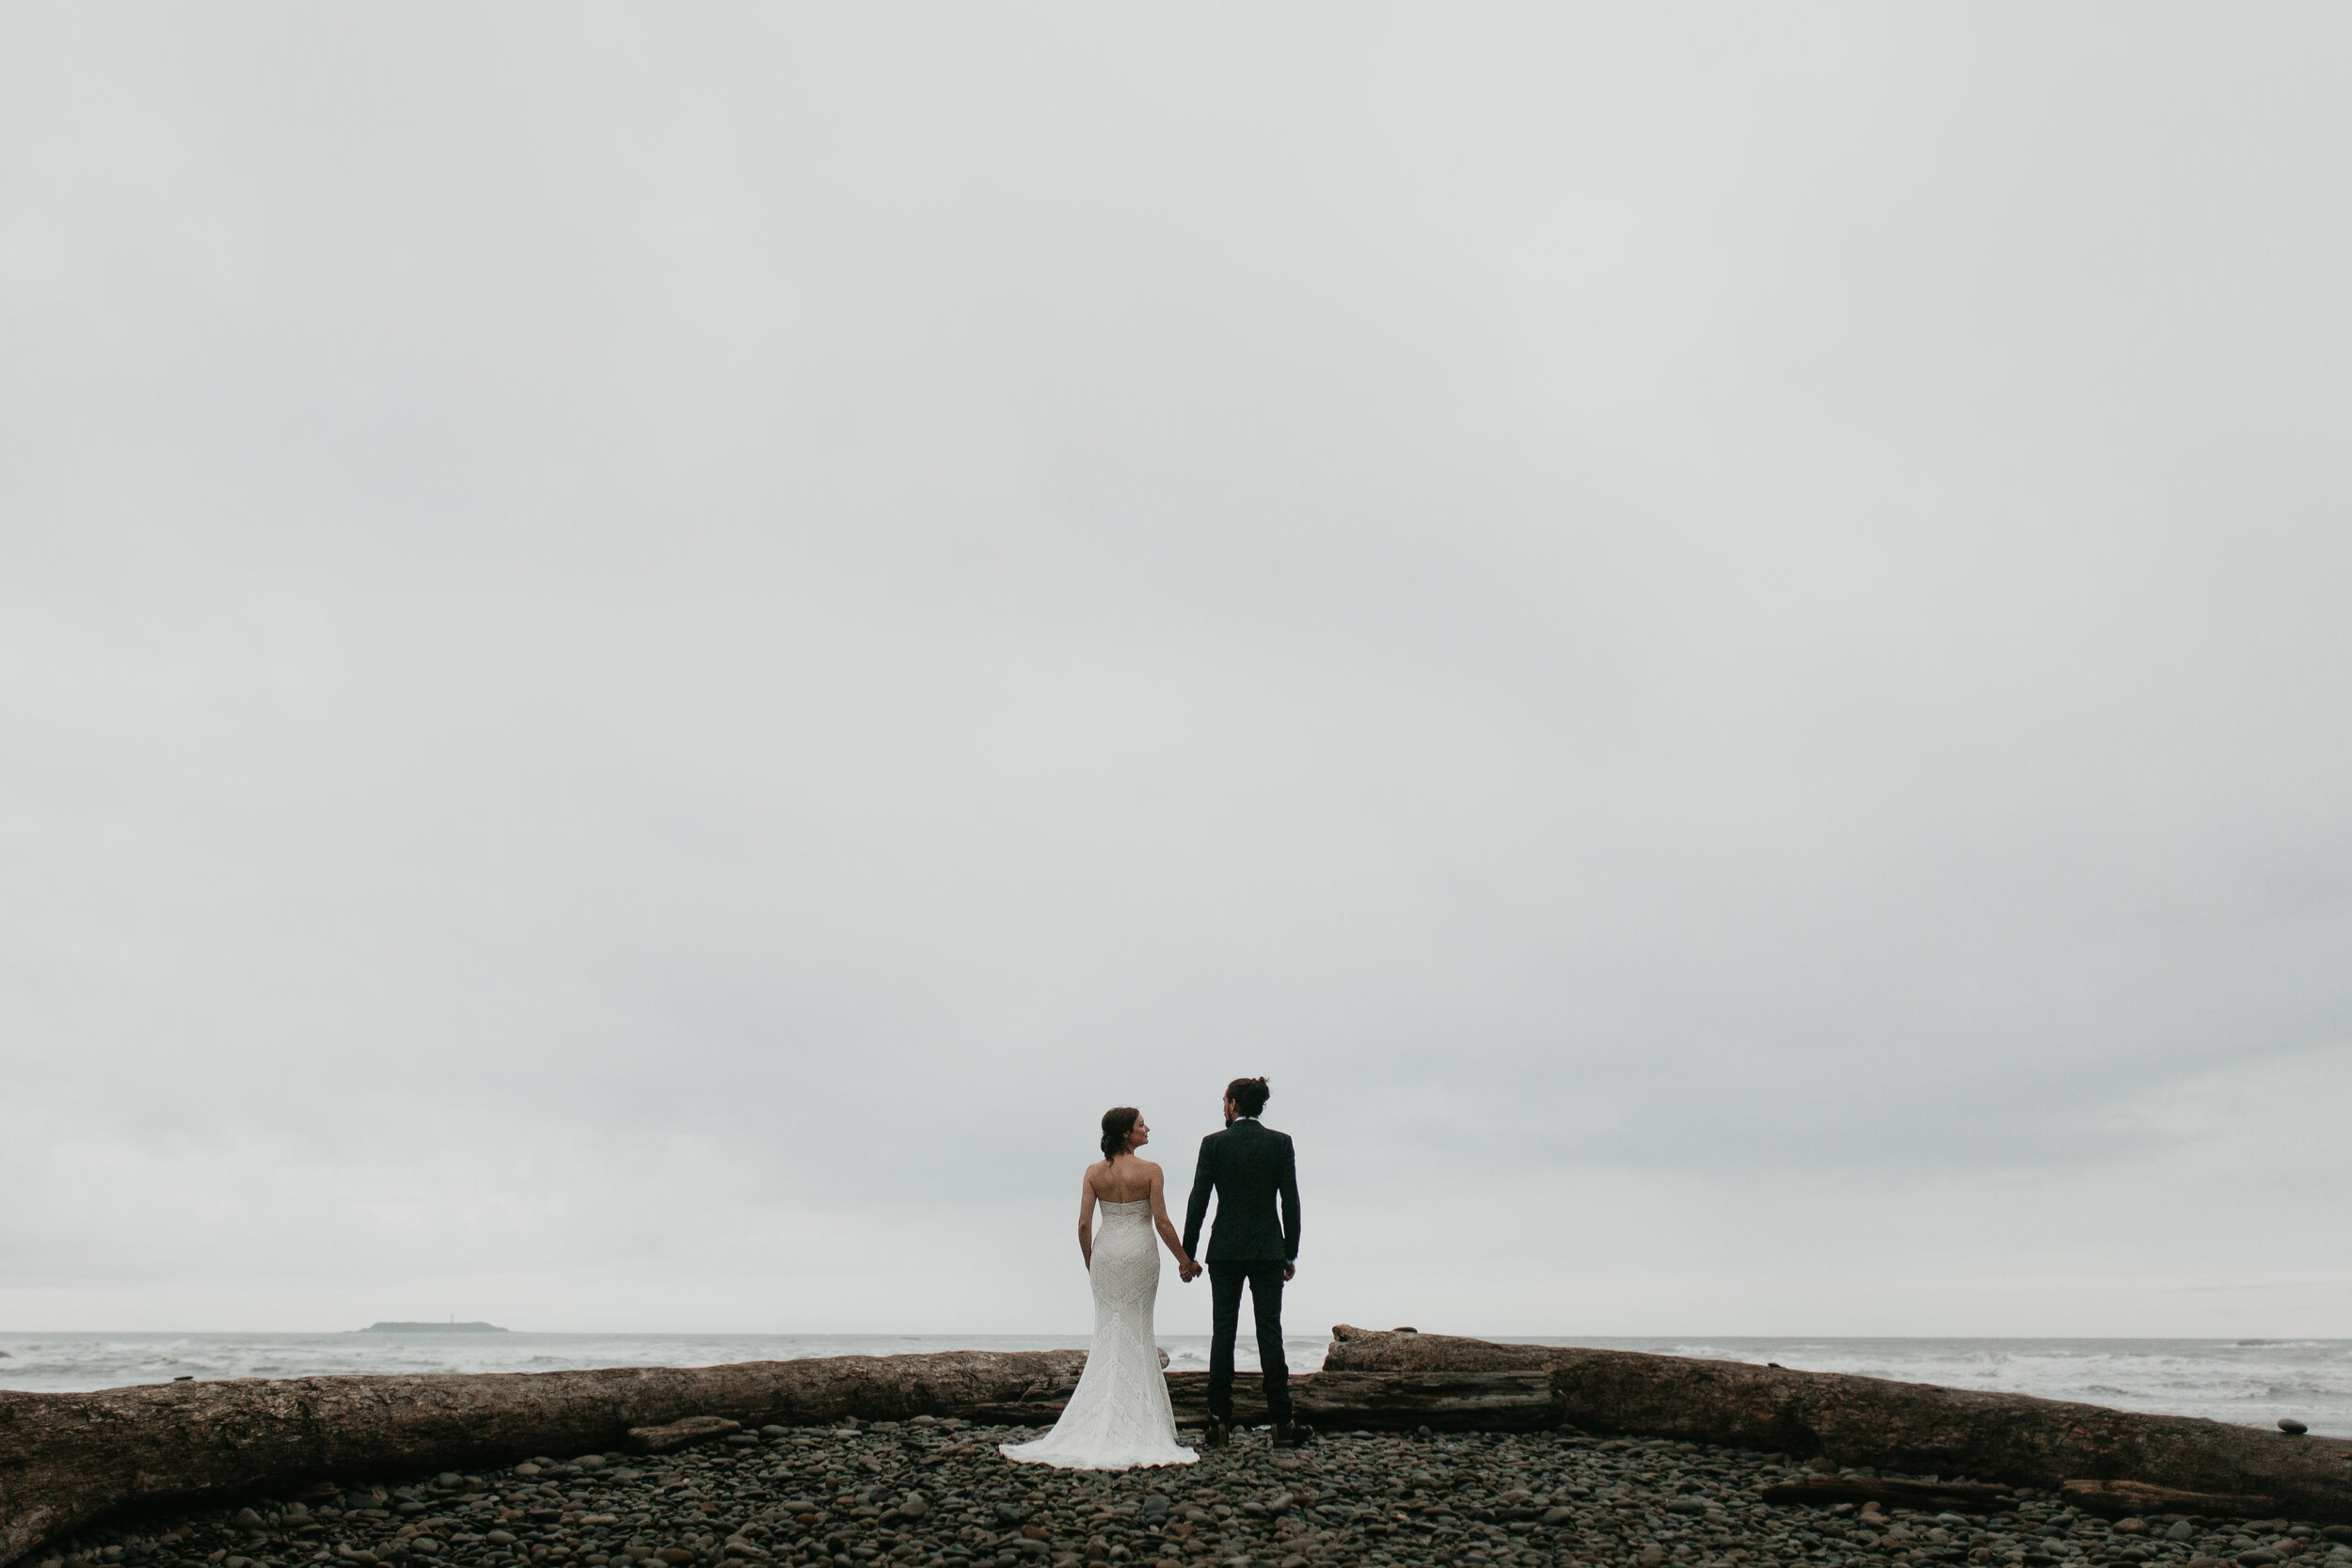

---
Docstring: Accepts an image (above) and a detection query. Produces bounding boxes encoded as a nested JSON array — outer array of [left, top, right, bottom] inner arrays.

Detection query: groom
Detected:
[[1181, 1075, 1308, 1449]]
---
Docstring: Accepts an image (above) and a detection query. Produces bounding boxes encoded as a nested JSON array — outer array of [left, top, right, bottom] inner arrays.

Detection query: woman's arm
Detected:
[[1077, 1167, 1100, 1271], [1149, 1163, 1201, 1281]]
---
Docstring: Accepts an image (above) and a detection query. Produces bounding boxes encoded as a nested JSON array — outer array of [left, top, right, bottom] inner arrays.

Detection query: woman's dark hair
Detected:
[[1225, 1076, 1270, 1117], [1100, 1106, 1141, 1163]]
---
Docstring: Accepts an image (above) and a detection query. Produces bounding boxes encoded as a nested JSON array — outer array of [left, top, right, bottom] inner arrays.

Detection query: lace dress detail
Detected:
[[999, 1199, 1198, 1470]]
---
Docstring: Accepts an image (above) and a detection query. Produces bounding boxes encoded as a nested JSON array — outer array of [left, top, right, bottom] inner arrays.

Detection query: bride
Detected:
[[999, 1107, 1202, 1469]]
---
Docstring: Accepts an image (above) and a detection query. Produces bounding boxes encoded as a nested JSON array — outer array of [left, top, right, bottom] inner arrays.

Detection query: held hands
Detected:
[[1178, 1259, 1202, 1283]]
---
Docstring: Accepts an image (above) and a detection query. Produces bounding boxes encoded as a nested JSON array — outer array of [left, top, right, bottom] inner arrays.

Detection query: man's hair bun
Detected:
[[1225, 1077, 1270, 1117]]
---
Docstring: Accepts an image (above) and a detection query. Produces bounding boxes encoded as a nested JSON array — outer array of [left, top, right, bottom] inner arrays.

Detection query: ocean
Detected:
[[6, 1331, 2350, 1436]]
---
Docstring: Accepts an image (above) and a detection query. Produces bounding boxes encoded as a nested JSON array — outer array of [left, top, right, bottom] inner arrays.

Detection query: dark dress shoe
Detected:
[[1273, 1420, 1314, 1448], [1200, 1418, 1229, 1449]]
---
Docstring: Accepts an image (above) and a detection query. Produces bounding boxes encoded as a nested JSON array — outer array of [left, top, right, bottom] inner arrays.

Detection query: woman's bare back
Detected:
[[1089, 1153, 1159, 1203], [1072, 1112, 1199, 1286]]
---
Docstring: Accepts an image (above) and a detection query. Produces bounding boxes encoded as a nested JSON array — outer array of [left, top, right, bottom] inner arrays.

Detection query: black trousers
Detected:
[[1206, 1260, 1291, 1425]]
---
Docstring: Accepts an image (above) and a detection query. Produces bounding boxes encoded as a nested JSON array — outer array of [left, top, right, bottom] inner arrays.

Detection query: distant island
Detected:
[[355, 1323, 508, 1334]]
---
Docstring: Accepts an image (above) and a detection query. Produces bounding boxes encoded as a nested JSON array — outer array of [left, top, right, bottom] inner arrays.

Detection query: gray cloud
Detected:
[[4, 4, 2350, 1338]]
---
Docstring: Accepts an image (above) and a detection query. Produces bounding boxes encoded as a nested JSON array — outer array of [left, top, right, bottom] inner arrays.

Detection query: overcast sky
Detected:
[[4, 6, 2351, 1340]]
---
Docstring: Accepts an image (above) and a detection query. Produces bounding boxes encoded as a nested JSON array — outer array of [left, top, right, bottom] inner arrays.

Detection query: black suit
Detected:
[[1183, 1117, 1300, 1425]]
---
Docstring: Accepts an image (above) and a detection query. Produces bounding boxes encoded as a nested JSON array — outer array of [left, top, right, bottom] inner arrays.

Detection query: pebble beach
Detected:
[[34, 1420, 2352, 1568]]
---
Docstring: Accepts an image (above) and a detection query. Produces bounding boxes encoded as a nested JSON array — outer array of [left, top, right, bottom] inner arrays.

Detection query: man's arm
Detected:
[[1182, 1134, 1216, 1261], [1278, 1134, 1300, 1264]]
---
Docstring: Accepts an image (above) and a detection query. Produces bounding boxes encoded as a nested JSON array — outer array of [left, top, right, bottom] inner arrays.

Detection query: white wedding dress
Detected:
[[999, 1198, 1199, 1470]]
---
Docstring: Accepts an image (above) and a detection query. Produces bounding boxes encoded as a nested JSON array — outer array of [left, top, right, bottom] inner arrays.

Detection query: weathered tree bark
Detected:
[[1758, 1479, 2018, 1510], [2058, 1480, 2283, 1519], [1285, 1370, 1557, 1432], [1323, 1327, 2352, 1523], [625, 1418, 743, 1454], [0, 1351, 1084, 1568], [977, 1370, 1558, 1432]]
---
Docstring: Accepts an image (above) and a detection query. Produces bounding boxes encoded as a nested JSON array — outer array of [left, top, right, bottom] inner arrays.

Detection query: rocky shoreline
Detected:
[[30, 1419, 2352, 1568]]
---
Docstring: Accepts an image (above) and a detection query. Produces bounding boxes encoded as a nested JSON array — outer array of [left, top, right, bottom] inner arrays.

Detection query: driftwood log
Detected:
[[0, 1350, 1084, 1568], [1758, 1475, 2295, 1523], [1756, 1478, 2018, 1510], [2058, 1480, 2286, 1519], [970, 1369, 1559, 1432], [0, 1349, 1549, 1568], [15, 1326, 2352, 1568], [624, 1418, 742, 1455], [1324, 1326, 2352, 1522]]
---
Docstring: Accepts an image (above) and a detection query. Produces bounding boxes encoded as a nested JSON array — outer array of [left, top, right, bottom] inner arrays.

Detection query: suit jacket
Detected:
[[1182, 1117, 1300, 1264]]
